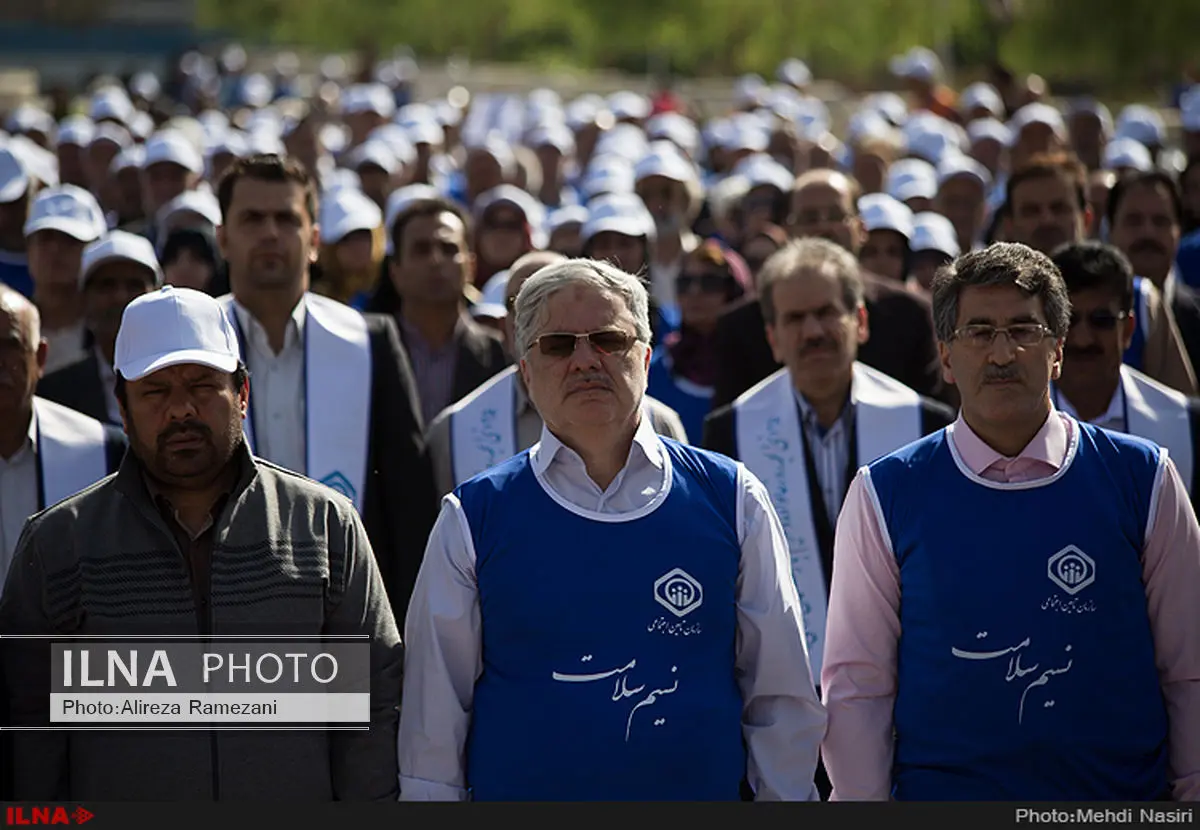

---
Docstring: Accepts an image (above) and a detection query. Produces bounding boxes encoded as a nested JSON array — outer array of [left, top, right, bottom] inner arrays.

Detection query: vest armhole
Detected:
[[861, 467, 896, 560], [734, 462, 748, 547], [1144, 450, 1169, 552], [446, 493, 481, 573]]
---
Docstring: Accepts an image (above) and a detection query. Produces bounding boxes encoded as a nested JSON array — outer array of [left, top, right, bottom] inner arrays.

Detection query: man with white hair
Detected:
[[399, 257, 825, 801]]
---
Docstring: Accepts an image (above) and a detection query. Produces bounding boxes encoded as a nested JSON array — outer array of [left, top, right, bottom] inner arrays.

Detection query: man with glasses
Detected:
[[1050, 242, 1200, 506], [399, 257, 826, 801], [821, 243, 1200, 800], [701, 238, 952, 800]]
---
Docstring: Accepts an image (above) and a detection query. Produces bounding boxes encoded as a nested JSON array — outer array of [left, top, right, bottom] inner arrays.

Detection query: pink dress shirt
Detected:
[[820, 409, 1200, 801]]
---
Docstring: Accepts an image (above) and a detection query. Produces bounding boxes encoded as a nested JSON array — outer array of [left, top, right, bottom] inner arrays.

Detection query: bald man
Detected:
[[0, 285, 124, 800], [711, 169, 947, 408], [424, 251, 688, 495]]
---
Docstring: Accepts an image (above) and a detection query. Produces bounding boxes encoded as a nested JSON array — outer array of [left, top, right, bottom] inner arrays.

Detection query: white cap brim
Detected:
[[0, 173, 28, 203], [119, 347, 239, 382], [24, 216, 100, 241]]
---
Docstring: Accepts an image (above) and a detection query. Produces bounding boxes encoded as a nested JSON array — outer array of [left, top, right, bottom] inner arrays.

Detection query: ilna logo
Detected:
[[4, 806, 94, 825]]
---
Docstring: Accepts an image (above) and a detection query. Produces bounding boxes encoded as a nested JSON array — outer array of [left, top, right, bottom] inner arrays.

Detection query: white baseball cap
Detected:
[[80, 230, 163, 288], [0, 147, 29, 204], [1104, 137, 1153, 173], [6, 104, 56, 138], [1114, 104, 1166, 148], [320, 187, 382, 245], [731, 153, 793, 193], [143, 130, 204, 174], [959, 83, 1004, 119], [57, 115, 95, 148], [911, 211, 960, 257], [366, 124, 416, 167], [24, 184, 106, 241], [936, 154, 993, 190], [890, 47, 942, 83], [607, 91, 650, 122], [634, 144, 697, 186], [593, 123, 650, 164], [1008, 103, 1068, 142], [157, 189, 222, 235], [115, 286, 241, 381], [109, 145, 146, 176], [858, 193, 915, 240], [581, 193, 654, 243], [580, 155, 636, 201], [90, 86, 134, 125], [967, 117, 1013, 148], [342, 83, 396, 119], [526, 121, 575, 155], [471, 269, 510, 321], [645, 113, 700, 159], [547, 204, 588, 234], [344, 139, 400, 176], [777, 58, 812, 88], [886, 158, 938, 203]]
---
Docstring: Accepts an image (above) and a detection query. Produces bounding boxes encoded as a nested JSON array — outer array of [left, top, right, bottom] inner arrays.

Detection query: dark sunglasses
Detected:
[[1068, 310, 1129, 331], [528, 329, 638, 358], [676, 272, 730, 294]]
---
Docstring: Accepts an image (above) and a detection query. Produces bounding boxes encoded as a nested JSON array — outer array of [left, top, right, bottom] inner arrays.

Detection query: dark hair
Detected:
[[1005, 152, 1088, 214], [114, 361, 249, 409], [216, 154, 317, 224], [389, 197, 470, 265], [1049, 241, 1134, 313], [1105, 170, 1184, 229], [931, 242, 1072, 342]]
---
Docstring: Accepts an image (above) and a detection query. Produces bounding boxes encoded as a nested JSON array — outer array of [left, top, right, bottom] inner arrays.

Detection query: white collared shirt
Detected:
[[0, 408, 38, 593], [232, 298, 307, 475], [398, 408, 827, 802], [793, 386, 854, 528], [94, 345, 121, 425], [1053, 380, 1126, 433]]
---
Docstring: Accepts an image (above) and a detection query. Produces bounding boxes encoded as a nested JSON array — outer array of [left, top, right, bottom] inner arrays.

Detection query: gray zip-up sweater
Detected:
[[0, 441, 403, 801]]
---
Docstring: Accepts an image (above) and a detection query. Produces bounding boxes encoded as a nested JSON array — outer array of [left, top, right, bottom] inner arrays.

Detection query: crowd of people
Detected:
[[0, 42, 1197, 802]]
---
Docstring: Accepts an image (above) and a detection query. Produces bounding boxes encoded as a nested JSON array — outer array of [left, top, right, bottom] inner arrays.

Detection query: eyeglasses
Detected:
[[1068, 310, 1128, 331], [527, 329, 638, 358], [951, 323, 1055, 349], [676, 272, 730, 294]]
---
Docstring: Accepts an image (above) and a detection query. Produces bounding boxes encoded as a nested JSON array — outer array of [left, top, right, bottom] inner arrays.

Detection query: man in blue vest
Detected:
[[1050, 241, 1200, 509], [399, 257, 826, 801], [821, 242, 1200, 800]]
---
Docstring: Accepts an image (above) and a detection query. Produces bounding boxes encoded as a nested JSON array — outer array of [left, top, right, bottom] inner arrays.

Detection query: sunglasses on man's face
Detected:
[[676, 272, 730, 294], [1068, 309, 1129, 331], [528, 329, 638, 358]]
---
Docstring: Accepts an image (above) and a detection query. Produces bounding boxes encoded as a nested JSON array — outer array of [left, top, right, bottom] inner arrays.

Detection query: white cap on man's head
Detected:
[[777, 58, 812, 88], [886, 158, 938, 203], [24, 184, 106, 241], [959, 83, 1004, 119], [0, 147, 29, 204], [634, 143, 697, 186], [157, 189, 222, 234], [1104, 137, 1153, 172], [889, 46, 942, 83], [114, 286, 240, 381], [936, 154, 992, 190], [344, 139, 400, 176], [383, 183, 443, 255], [580, 193, 654, 243], [57, 115, 95, 148], [911, 211, 960, 257], [90, 86, 134, 125], [967, 117, 1013, 148], [645, 113, 700, 159], [858, 193, 914, 240], [321, 187, 383, 245], [1115, 104, 1166, 148], [1008, 103, 1067, 142], [80, 230, 163, 288], [143, 130, 204, 174]]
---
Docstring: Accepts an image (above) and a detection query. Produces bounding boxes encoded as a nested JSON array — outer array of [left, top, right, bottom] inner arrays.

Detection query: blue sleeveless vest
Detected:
[[646, 347, 714, 444], [456, 439, 747, 801], [868, 422, 1168, 800], [1123, 276, 1150, 371]]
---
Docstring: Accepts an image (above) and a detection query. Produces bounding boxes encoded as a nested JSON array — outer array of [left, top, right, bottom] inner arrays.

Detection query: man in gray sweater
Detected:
[[0, 285, 403, 800]]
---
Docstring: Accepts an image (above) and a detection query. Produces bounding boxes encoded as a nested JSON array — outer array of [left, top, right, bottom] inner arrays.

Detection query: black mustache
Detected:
[[798, 338, 839, 357], [158, 421, 212, 448], [983, 365, 1021, 383], [1129, 238, 1167, 255]]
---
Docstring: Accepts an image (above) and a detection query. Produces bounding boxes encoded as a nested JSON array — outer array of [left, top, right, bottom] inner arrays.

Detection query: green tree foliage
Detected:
[[196, 0, 1196, 90]]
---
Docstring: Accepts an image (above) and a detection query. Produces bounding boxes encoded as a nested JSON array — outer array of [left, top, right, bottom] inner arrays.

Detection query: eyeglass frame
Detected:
[[949, 322, 1058, 348], [524, 328, 641, 359]]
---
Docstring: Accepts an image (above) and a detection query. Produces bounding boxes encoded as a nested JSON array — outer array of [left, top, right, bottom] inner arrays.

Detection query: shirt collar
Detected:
[[949, 405, 1071, 475], [792, 372, 854, 435], [398, 312, 468, 353], [1164, 266, 1179, 307], [94, 345, 115, 381], [531, 402, 665, 477], [231, 295, 307, 353], [1053, 376, 1124, 428]]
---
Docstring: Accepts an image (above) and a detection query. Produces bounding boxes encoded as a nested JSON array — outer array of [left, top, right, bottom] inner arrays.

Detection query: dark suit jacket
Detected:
[[711, 271, 949, 409], [360, 313, 441, 626], [1170, 281, 1200, 391], [701, 390, 954, 602], [36, 351, 114, 426], [396, 314, 511, 418]]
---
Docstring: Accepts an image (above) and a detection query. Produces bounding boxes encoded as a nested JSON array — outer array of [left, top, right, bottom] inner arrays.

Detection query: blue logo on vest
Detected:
[[654, 568, 703, 617], [1047, 545, 1096, 595], [319, 471, 356, 501]]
